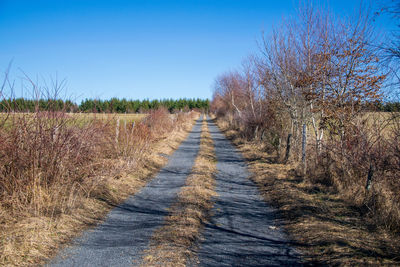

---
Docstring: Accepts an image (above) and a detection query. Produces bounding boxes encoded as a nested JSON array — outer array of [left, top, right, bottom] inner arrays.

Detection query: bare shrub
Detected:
[[0, 71, 197, 264], [211, 1, 400, 233], [0, 110, 110, 218]]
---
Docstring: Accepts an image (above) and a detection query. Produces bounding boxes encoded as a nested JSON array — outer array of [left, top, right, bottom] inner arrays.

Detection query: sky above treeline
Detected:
[[0, 0, 396, 101]]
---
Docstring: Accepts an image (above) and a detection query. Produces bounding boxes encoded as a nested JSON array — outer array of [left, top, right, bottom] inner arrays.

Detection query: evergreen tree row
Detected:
[[78, 98, 209, 113], [4, 97, 400, 113], [0, 98, 210, 113], [374, 101, 400, 112]]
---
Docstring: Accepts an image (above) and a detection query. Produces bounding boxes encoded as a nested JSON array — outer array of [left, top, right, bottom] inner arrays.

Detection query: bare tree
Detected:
[[212, 71, 246, 126]]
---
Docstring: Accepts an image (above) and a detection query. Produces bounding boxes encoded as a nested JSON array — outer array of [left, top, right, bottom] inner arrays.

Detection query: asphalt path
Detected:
[[48, 118, 202, 267], [194, 118, 301, 267]]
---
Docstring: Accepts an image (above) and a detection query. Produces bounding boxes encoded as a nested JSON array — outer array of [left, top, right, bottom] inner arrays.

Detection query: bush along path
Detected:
[[194, 117, 301, 266], [48, 117, 203, 267]]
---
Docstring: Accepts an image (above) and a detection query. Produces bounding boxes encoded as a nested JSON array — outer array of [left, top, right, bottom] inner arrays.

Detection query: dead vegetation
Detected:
[[141, 116, 217, 267], [0, 105, 198, 266], [217, 119, 400, 266], [210, 1, 400, 259]]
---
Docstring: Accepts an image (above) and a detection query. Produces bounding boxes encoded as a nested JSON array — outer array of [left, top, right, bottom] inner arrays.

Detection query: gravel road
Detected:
[[48, 118, 202, 267], [48, 117, 300, 267], [194, 118, 301, 266]]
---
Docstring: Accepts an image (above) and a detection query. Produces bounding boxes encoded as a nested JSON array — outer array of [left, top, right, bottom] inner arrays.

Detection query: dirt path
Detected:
[[48, 117, 300, 266], [48, 118, 203, 267], [194, 118, 300, 266]]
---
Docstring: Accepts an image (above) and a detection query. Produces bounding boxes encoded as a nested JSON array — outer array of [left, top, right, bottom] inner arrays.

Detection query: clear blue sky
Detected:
[[0, 0, 394, 102]]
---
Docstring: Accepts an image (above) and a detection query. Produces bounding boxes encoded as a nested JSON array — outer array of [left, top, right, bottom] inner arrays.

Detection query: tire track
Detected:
[[141, 116, 217, 266], [195, 118, 301, 266]]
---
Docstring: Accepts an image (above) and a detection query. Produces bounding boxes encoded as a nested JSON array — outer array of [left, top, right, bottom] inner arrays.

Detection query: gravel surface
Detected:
[[194, 118, 301, 267], [48, 118, 202, 267]]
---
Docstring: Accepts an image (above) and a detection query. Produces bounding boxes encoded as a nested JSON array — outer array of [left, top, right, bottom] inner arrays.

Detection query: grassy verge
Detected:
[[141, 116, 217, 267], [0, 113, 147, 129], [216, 119, 400, 266], [0, 111, 198, 266]]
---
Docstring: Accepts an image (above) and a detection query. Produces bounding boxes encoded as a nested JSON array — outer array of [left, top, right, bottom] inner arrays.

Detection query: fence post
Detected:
[[53, 126, 59, 142], [131, 121, 135, 135], [277, 136, 282, 160], [115, 118, 120, 144], [365, 163, 375, 190], [302, 123, 307, 175]]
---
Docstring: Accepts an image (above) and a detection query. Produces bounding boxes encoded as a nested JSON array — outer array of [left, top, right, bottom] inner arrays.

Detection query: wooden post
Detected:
[[115, 118, 120, 144], [302, 123, 307, 175], [277, 136, 282, 160], [365, 163, 375, 190], [130, 121, 135, 145], [131, 121, 135, 135], [53, 126, 59, 142]]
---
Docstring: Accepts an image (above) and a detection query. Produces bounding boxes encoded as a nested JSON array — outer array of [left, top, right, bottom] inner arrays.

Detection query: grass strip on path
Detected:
[[141, 116, 217, 267], [217, 120, 400, 266]]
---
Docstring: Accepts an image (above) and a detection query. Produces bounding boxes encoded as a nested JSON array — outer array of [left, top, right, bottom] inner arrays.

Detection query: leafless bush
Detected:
[[0, 111, 112, 217], [211, 1, 400, 232], [306, 113, 400, 231], [0, 71, 197, 264]]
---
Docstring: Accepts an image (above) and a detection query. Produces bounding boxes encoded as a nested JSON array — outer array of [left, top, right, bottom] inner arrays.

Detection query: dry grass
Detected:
[[141, 116, 217, 267], [71, 112, 147, 123], [0, 112, 147, 120], [0, 109, 198, 266], [217, 120, 400, 266]]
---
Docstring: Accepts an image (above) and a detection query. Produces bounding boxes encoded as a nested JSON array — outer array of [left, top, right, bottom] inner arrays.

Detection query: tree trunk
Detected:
[[302, 123, 307, 175], [284, 133, 292, 163]]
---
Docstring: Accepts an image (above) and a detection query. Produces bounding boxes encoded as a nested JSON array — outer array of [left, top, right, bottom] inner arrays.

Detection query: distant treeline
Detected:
[[79, 98, 209, 113], [0, 98, 210, 113], [1, 98, 399, 113], [374, 101, 400, 112]]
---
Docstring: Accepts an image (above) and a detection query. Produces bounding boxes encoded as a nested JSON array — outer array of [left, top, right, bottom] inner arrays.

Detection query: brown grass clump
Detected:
[[217, 119, 400, 266], [0, 106, 198, 266], [141, 116, 217, 267], [304, 112, 400, 232]]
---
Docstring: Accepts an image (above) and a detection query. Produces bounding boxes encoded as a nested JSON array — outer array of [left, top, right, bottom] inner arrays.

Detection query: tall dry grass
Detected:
[[308, 112, 400, 232], [217, 121, 400, 265], [0, 102, 197, 265]]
